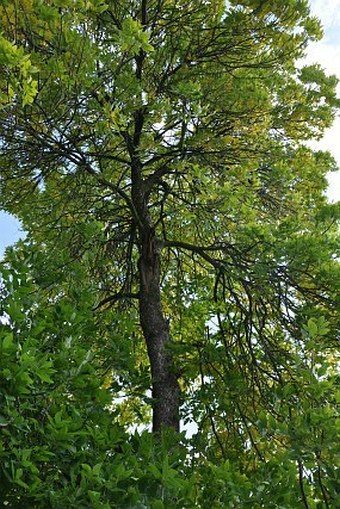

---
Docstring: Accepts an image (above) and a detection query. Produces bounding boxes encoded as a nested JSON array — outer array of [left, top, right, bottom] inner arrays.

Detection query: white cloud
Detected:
[[304, 41, 340, 80], [303, 1, 340, 202], [309, 0, 340, 31]]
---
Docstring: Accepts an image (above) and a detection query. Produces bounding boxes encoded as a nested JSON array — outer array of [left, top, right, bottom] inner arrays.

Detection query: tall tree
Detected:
[[0, 0, 338, 459]]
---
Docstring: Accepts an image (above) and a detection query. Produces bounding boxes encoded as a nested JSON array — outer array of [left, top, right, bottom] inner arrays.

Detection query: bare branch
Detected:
[[162, 239, 237, 268], [93, 292, 140, 311]]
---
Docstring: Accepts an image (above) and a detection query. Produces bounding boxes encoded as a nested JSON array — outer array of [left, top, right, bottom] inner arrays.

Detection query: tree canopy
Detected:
[[0, 0, 339, 507]]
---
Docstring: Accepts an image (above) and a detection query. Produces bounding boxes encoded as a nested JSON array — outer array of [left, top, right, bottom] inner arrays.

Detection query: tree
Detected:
[[0, 0, 339, 506]]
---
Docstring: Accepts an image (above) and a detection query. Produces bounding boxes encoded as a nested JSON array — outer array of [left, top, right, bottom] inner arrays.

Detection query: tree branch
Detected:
[[144, 165, 174, 193], [298, 460, 310, 509], [162, 239, 229, 268], [82, 163, 142, 226], [93, 292, 140, 311]]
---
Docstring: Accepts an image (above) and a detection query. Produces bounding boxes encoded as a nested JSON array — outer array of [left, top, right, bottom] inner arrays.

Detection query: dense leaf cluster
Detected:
[[1, 252, 339, 507]]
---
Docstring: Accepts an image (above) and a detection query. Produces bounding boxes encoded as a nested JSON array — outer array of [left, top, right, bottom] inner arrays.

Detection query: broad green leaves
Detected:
[[0, 250, 192, 507], [0, 35, 38, 106], [119, 18, 154, 55]]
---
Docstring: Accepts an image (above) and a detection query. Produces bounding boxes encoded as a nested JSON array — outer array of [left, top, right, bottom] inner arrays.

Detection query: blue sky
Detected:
[[1, 0, 340, 258], [0, 211, 25, 259]]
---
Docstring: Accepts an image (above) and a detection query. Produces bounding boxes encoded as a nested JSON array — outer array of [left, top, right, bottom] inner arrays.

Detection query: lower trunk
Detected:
[[138, 228, 180, 433]]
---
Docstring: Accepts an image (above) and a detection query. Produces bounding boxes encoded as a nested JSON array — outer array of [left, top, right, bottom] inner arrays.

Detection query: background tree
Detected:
[[0, 248, 195, 507], [0, 0, 339, 506]]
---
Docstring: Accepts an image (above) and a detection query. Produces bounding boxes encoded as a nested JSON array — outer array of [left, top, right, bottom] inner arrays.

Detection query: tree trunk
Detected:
[[130, 36, 180, 430], [138, 226, 180, 433]]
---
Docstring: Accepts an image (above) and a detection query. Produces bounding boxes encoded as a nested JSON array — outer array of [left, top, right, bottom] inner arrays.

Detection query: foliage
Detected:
[[0, 248, 339, 506], [0, 0, 339, 506], [0, 250, 195, 508]]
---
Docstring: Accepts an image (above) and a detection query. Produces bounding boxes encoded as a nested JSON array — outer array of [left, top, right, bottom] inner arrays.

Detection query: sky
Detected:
[[0, 0, 340, 258], [303, 0, 340, 202]]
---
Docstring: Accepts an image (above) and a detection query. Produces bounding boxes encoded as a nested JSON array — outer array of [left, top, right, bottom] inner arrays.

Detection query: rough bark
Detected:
[[138, 226, 180, 433], [129, 148, 180, 432], [128, 2, 180, 432]]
